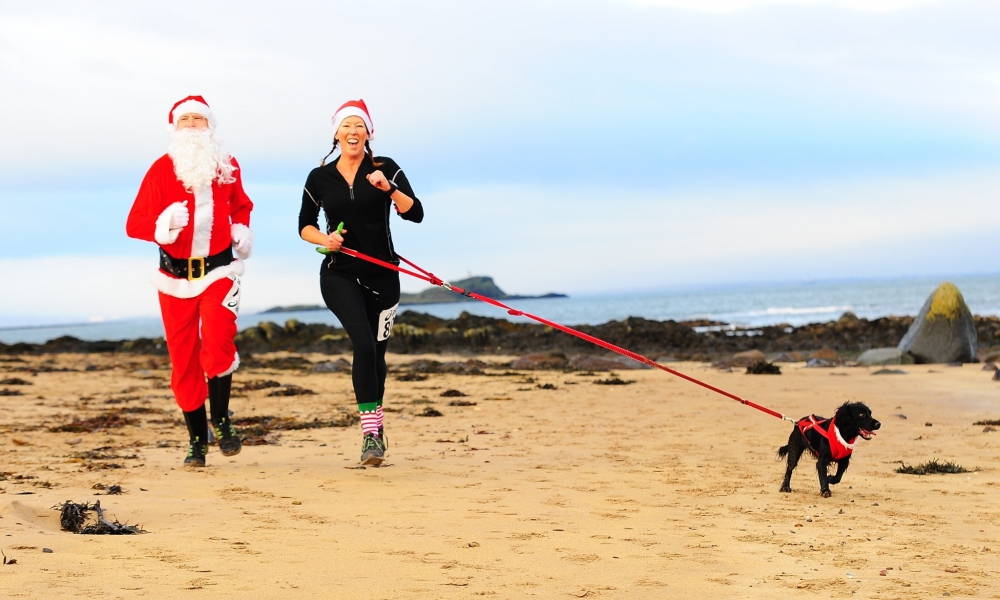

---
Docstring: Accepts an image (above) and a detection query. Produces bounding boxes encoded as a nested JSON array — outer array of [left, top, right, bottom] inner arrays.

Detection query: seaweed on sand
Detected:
[[895, 459, 975, 475], [593, 373, 634, 385], [265, 384, 316, 397], [237, 379, 282, 391], [50, 413, 138, 433], [746, 361, 781, 375], [56, 500, 144, 534], [235, 413, 359, 445]]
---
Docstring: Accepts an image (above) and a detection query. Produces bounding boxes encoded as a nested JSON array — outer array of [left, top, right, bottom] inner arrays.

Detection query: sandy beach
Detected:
[[1, 352, 998, 599]]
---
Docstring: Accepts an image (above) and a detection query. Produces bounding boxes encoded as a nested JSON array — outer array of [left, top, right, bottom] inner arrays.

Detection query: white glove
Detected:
[[231, 223, 254, 260], [154, 201, 189, 245], [169, 201, 190, 230]]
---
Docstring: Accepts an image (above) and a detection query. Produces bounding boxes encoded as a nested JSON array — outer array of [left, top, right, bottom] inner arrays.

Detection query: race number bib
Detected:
[[223, 275, 242, 317], [376, 303, 399, 342]]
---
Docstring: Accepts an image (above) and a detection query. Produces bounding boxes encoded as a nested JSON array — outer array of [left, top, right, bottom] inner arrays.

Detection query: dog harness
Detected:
[[796, 415, 856, 460]]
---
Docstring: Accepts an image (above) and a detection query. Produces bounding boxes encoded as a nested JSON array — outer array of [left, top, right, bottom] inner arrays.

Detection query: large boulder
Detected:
[[857, 347, 914, 366], [898, 282, 977, 364]]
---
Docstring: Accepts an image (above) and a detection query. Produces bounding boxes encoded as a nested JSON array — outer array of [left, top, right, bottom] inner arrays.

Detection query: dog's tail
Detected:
[[777, 444, 790, 458]]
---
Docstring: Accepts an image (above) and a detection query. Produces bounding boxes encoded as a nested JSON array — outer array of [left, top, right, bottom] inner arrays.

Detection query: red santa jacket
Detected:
[[796, 415, 855, 460], [126, 154, 253, 298]]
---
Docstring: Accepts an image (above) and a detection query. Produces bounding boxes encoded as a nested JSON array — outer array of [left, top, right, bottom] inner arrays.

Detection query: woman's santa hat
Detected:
[[168, 95, 216, 129], [331, 99, 374, 140]]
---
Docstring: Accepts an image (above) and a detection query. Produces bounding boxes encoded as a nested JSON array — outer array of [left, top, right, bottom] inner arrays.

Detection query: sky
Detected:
[[1, 0, 998, 326]]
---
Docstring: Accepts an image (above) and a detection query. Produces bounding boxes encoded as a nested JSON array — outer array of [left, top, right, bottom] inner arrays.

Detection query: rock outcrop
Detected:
[[857, 348, 913, 366], [898, 282, 977, 364]]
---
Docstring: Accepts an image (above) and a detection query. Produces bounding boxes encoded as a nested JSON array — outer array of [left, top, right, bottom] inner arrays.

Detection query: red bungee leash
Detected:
[[329, 245, 794, 422]]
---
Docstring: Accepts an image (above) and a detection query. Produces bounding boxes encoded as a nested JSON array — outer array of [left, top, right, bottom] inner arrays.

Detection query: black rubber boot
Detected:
[[184, 436, 208, 467], [183, 406, 210, 467], [212, 417, 242, 457], [208, 374, 241, 456]]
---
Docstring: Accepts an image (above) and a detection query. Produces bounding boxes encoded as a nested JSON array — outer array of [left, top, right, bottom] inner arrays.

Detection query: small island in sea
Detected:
[[261, 276, 566, 313]]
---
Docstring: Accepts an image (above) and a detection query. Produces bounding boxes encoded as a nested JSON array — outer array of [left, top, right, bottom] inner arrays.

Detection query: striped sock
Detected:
[[376, 399, 384, 433], [358, 402, 379, 436]]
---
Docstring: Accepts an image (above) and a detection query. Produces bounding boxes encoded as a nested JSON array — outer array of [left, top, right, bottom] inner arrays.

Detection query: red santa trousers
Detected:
[[158, 276, 241, 412]]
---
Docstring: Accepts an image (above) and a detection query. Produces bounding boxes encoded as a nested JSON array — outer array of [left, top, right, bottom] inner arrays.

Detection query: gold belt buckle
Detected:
[[187, 257, 206, 281]]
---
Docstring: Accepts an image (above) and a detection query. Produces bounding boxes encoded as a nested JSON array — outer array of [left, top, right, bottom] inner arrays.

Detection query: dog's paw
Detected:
[[779, 486, 792, 493], [821, 490, 832, 498]]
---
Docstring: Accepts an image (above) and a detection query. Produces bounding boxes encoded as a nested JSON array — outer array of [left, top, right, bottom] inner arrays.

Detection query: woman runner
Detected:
[[298, 99, 424, 465]]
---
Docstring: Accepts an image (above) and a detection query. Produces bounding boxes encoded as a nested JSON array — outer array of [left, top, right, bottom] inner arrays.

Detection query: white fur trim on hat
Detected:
[[332, 106, 374, 141], [170, 100, 216, 129]]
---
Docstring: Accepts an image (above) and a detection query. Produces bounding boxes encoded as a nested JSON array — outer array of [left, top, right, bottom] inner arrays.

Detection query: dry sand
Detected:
[[1, 352, 998, 599]]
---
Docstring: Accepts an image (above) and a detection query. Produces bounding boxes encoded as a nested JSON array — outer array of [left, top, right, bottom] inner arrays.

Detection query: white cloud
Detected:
[[616, 0, 943, 12]]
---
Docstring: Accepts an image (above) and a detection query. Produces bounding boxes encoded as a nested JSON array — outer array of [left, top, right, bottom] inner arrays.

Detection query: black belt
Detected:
[[159, 248, 233, 281]]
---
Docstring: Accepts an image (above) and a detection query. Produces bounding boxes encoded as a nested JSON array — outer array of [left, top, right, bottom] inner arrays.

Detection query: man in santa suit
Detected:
[[126, 95, 253, 467]]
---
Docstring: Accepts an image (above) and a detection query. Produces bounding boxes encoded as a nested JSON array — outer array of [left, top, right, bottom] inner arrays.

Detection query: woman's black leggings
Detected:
[[320, 272, 400, 408]]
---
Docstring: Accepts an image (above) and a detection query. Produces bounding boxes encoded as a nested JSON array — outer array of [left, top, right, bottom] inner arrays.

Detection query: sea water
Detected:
[[4, 274, 1000, 345]]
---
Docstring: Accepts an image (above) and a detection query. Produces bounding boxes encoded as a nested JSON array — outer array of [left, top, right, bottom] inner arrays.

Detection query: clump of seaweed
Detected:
[[235, 413, 358, 445], [895, 459, 974, 475], [440, 389, 466, 397], [594, 374, 634, 385], [417, 407, 444, 417], [0, 389, 23, 396], [56, 500, 144, 534], [973, 419, 1000, 426], [243, 356, 314, 370], [746, 361, 781, 375], [238, 379, 282, 391], [70, 447, 138, 461], [50, 413, 138, 433], [0, 378, 32, 386], [92, 483, 125, 495], [266, 385, 316, 397]]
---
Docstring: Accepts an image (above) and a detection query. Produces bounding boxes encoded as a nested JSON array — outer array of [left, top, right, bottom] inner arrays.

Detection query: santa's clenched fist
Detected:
[[169, 201, 190, 230], [231, 224, 254, 259]]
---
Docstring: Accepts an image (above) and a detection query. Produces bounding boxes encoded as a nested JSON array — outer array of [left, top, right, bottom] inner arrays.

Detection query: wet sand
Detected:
[[1, 353, 998, 598]]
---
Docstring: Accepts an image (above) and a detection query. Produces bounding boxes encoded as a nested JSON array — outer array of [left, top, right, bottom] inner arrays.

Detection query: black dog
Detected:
[[778, 401, 880, 497]]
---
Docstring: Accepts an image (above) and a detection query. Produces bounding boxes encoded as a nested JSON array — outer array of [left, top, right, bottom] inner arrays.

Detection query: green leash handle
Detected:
[[315, 222, 345, 255]]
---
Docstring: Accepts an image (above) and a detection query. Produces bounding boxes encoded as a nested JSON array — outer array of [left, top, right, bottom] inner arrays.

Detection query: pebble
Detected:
[[42, 548, 52, 553], [292, 500, 302, 505]]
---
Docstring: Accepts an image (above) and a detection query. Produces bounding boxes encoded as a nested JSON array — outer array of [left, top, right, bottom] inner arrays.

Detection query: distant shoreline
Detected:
[[261, 292, 568, 314]]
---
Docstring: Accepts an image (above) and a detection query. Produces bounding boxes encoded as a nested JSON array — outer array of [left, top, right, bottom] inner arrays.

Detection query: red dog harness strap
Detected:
[[797, 415, 856, 460]]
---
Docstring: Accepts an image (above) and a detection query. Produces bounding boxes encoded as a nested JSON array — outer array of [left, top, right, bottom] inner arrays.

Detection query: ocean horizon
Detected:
[[4, 273, 1000, 346]]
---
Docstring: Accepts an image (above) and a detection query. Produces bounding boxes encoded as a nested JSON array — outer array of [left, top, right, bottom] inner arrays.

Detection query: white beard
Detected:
[[167, 128, 236, 190]]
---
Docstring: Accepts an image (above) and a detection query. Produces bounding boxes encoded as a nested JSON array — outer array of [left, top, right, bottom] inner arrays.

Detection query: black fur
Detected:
[[778, 401, 880, 497]]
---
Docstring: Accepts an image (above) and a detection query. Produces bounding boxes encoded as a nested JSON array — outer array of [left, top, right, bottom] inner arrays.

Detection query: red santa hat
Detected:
[[168, 95, 216, 129], [331, 99, 374, 141]]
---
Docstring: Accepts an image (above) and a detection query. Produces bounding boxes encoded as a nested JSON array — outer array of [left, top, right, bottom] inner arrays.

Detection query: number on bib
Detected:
[[377, 303, 398, 341]]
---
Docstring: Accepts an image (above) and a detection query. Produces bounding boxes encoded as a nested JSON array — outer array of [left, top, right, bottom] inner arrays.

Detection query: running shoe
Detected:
[[212, 417, 242, 457], [360, 433, 385, 466], [378, 426, 388, 451], [184, 437, 208, 468]]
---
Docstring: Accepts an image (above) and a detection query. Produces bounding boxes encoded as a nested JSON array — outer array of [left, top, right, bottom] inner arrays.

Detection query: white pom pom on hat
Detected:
[[331, 99, 374, 141], [167, 95, 216, 131]]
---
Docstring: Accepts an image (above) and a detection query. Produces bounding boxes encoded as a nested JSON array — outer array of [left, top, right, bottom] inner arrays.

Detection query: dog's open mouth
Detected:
[[859, 429, 875, 440]]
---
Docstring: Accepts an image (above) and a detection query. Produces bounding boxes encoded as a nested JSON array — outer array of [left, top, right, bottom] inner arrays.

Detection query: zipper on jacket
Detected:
[[349, 185, 354, 200]]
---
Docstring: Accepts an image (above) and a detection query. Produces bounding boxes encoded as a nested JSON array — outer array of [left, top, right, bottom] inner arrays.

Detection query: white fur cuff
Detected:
[[231, 223, 254, 260], [155, 202, 185, 245]]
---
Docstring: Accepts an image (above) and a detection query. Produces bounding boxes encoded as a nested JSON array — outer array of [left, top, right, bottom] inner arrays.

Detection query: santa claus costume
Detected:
[[126, 95, 253, 467]]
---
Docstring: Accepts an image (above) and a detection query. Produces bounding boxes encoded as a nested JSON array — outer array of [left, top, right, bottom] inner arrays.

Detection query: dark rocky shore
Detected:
[[5, 311, 1000, 362]]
